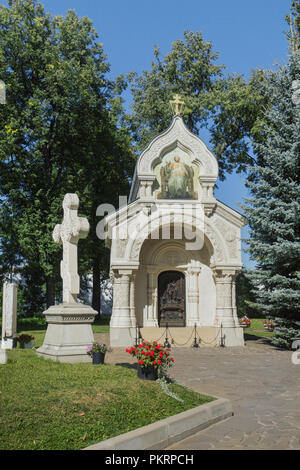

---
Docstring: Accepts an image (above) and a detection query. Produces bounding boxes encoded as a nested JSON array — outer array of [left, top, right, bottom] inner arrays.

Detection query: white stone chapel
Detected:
[[105, 96, 245, 348]]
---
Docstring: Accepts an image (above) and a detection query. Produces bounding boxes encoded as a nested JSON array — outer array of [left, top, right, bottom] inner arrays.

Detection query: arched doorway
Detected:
[[158, 271, 185, 327]]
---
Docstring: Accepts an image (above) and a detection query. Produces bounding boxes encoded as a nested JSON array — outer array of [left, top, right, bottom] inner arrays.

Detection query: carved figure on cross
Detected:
[[53, 193, 90, 303]]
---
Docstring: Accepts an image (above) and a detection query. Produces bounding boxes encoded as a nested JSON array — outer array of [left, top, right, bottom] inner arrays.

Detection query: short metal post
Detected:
[[164, 323, 171, 348]]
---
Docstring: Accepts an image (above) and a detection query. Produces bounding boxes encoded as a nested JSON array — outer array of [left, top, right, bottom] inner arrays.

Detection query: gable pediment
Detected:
[[129, 116, 219, 202]]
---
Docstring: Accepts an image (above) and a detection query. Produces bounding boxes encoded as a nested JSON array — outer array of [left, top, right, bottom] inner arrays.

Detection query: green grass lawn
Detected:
[[14, 325, 108, 348], [0, 349, 214, 450], [0, 316, 110, 342], [0, 315, 276, 450], [242, 318, 276, 338]]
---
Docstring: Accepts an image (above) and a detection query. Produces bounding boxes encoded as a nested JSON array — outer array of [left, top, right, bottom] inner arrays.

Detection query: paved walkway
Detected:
[[95, 334, 300, 450]]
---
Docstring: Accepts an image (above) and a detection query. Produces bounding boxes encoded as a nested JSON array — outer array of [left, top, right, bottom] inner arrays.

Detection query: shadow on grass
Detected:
[[244, 333, 288, 351], [115, 362, 138, 371], [244, 333, 275, 348], [94, 315, 111, 326]]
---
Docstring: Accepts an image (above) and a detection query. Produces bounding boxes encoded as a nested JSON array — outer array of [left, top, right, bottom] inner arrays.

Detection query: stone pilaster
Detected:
[[147, 270, 157, 326], [187, 266, 201, 325], [110, 271, 131, 327], [110, 268, 137, 347], [214, 269, 237, 328], [139, 181, 147, 198], [231, 274, 239, 326], [129, 273, 136, 328]]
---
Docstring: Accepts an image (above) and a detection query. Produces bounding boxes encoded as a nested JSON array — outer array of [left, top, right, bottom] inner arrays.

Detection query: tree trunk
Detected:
[[46, 275, 55, 308], [92, 259, 101, 316]]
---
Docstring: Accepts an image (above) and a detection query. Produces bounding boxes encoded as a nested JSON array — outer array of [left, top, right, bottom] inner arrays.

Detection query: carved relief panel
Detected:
[[158, 271, 185, 327]]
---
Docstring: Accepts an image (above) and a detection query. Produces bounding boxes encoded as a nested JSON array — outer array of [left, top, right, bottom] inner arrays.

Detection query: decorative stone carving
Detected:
[[138, 117, 217, 178], [203, 202, 217, 217], [110, 270, 137, 328], [213, 269, 238, 328], [53, 193, 90, 303], [115, 238, 128, 258], [225, 230, 238, 258], [186, 264, 201, 325], [157, 249, 187, 267], [37, 194, 97, 363], [130, 236, 145, 260], [214, 218, 238, 259], [205, 224, 225, 264], [106, 113, 245, 347], [129, 273, 136, 327]]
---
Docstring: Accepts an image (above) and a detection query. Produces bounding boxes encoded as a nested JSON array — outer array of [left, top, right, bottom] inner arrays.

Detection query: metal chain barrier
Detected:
[[135, 324, 167, 346], [167, 326, 196, 347], [195, 327, 221, 345], [135, 323, 226, 348]]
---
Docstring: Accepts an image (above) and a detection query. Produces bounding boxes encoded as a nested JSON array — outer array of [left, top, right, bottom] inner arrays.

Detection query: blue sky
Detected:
[[4, 0, 292, 267]]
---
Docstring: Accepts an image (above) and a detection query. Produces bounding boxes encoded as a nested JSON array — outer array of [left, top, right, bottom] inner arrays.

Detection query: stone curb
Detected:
[[84, 397, 233, 450]]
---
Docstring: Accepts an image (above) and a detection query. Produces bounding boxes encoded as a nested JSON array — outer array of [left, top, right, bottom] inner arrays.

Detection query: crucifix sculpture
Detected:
[[53, 193, 90, 303]]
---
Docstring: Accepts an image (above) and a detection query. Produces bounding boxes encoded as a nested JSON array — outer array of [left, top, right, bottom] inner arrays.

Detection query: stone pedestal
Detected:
[[37, 303, 97, 363], [0, 349, 8, 364], [219, 326, 244, 347]]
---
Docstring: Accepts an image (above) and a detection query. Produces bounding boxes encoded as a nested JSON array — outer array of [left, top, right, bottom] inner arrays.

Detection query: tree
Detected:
[[126, 30, 269, 181], [206, 70, 270, 175], [236, 270, 260, 318], [242, 52, 300, 348], [286, 1, 300, 53], [0, 0, 133, 314], [126, 32, 223, 152]]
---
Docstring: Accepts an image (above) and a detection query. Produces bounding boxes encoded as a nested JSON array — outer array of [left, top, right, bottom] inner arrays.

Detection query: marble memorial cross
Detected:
[[53, 193, 89, 304]]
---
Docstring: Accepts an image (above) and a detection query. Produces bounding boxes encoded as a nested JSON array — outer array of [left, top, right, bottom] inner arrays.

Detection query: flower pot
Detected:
[[20, 340, 35, 349], [92, 352, 105, 364], [137, 364, 158, 381]]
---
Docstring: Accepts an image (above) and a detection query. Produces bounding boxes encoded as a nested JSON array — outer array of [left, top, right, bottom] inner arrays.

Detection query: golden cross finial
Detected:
[[169, 94, 185, 116]]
